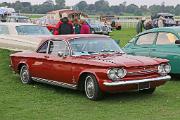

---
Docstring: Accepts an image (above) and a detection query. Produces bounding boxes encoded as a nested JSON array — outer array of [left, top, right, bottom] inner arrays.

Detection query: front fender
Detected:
[[78, 68, 108, 83]]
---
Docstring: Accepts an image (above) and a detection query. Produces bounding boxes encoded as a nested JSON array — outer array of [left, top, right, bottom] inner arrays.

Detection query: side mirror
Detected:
[[175, 40, 180, 45], [114, 39, 120, 45], [58, 51, 65, 57]]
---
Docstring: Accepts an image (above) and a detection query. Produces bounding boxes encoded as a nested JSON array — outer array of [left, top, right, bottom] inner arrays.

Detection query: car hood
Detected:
[[75, 54, 168, 67]]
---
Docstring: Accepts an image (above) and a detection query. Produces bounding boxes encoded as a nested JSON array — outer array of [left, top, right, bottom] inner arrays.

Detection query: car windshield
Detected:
[[0, 25, 9, 35], [8, 17, 30, 23], [69, 37, 124, 56], [16, 25, 51, 35], [87, 19, 101, 25]]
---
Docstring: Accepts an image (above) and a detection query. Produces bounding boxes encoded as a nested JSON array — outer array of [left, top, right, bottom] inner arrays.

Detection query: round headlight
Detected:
[[107, 68, 127, 81], [158, 64, 171, 75], [107, 69, 119, 81], [158, 64, 164, 74], [164, 64, 171, 73], [117, 69, 127, 78]]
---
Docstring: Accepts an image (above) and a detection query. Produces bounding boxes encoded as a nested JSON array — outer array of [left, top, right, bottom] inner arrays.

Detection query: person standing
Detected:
[[158, 16, 165, 28], [73, 18, 81, 34], [80, 19, 90, 34], [55, 14, 74, 35]]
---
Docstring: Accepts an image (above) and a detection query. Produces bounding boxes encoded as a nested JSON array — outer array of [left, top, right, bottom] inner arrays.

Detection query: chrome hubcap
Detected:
[[20, 66, 29, 83], [85, 76, 95, 99]]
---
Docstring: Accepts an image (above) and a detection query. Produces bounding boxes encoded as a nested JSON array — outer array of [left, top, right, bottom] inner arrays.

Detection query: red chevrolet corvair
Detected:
[[10, 34, 171, 100]]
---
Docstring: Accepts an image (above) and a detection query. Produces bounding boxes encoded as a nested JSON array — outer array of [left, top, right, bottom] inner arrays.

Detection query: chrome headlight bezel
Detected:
[[107, 68, 127, 81], [158, 64, 171, 75]]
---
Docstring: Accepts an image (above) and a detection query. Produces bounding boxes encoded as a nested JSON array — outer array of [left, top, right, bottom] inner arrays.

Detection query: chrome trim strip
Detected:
[[32, 77, 77, 90], [128, 70, 158, 75], [103, 75, 171, 87]]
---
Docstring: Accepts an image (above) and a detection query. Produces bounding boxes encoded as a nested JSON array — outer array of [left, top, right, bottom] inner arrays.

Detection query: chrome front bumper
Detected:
[[103, 75, 171, 87]]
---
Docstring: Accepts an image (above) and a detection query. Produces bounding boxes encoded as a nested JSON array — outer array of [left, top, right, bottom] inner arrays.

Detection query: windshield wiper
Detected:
[[81, 51, 98, 55], [100, 50, 115, 53]]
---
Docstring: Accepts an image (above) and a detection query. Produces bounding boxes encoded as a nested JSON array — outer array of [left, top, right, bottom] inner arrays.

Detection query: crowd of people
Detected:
[[54, 16, 91, 35]]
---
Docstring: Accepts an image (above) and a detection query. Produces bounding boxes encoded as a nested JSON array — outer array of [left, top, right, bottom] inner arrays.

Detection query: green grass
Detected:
[[110, 28, 137, 47], [0, 29, 180, 120]]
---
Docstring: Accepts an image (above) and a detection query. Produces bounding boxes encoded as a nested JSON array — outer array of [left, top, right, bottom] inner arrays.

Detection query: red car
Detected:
[[10, 34, 171, 100]]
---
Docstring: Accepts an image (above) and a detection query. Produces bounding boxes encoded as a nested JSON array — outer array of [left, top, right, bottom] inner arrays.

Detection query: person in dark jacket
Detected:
[[55, 17, 74, 35], [73, 18, 81, 34]]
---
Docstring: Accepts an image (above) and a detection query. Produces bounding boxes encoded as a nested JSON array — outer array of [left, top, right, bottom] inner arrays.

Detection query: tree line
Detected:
[[0, 0, 180, 16]]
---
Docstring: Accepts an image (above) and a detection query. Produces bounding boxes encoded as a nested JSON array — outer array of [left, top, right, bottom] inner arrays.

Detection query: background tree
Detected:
[[175, 4, 180, 15], [0, 0, 180, 16], [94, 0, 110, 14], [126, 4, 142, 15], [55, 0, 65, 7], [75, 1, 88, 12]]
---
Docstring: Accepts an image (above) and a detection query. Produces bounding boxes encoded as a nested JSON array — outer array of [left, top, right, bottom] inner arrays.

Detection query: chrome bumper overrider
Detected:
[[103, 75, 171, 87]]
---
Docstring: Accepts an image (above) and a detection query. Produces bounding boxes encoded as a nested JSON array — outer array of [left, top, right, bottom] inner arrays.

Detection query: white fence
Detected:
[[119, 19, 139, 28]]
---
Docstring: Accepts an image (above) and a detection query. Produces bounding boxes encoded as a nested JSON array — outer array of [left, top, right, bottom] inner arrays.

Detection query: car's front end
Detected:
[[97, 63, 171, 92]]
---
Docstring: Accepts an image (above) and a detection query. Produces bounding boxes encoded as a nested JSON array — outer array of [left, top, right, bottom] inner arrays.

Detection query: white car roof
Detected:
[[0, 22, 42, 35], [0, 22, 37, 26]]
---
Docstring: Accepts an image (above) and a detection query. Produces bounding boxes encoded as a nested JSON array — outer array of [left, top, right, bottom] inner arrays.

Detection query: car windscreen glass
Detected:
[[136, 33, 156, 45], [0, 25, 9, 35], [18, 18, 30, 23], [156, 32, 177, 45], [37, 41, 48, 53], [87, 19, 101, 25], [69, 37, 124, 56], [49, 40, 69, 56], [16, 25, 51, 35]]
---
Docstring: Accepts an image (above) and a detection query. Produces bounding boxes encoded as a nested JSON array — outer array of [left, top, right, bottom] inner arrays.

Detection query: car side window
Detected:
[[156, 32, 177, 45], [48, 40, 69, 56], [37, 42, 48, 53], [0, 25, 9, 35], [136, 33, 156, 45]]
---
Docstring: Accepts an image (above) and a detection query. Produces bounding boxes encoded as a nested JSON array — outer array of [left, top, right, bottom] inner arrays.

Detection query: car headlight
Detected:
[[117, 69, 127, 78], [158, 64, 171, 75], [107, 68, 127, 81], [164, 64, 171, 73]]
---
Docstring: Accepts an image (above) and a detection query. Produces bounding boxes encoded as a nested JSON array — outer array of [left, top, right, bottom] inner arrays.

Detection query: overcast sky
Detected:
[[0, 0, 179, 6]]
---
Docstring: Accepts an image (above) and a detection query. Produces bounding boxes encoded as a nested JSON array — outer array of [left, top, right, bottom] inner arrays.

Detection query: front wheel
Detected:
[[85, 74, 103, 101], [139, 88, 156, 94], [91, 29, 95, 34], [20, 65, 32, 84]]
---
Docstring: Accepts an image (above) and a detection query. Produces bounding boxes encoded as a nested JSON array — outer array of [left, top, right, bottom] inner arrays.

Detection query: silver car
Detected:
[[85, 18, 112, 35]]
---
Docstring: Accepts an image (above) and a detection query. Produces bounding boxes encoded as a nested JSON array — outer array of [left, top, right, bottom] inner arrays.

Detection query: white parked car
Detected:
[[0, 22, 52, 51]]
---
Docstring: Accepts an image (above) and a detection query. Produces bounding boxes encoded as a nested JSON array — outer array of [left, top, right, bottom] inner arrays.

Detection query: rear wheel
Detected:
[[20, 65, 32, 84], [116, 26, 121, 30], [91, 29, 95, 34], [139, 88, 156, 94], [84, 74, 103, 101]]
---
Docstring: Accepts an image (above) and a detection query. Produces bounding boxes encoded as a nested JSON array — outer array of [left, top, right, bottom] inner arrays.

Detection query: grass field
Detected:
[[0, 28, 180, 120]]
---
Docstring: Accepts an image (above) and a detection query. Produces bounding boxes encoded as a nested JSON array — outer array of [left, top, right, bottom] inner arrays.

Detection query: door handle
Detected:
[[151, 49, 156, 51], [44, 55, 49, 59]]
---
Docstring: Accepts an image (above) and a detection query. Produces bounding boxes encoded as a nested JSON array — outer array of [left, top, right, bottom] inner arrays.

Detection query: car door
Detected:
[[30, 41, 52, 79], [125, 32, 157, 57], [150, 32, 180, 73], [45, 40, 74, 84]]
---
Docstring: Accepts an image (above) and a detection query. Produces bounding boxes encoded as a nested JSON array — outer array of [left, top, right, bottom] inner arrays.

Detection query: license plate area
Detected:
[[138, 82, 150, 90]]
